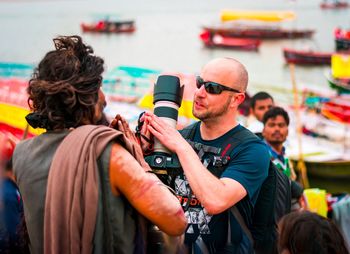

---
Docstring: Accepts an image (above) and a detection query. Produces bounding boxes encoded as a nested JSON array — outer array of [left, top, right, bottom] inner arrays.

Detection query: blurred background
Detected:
[[1, 0, 350, 195]]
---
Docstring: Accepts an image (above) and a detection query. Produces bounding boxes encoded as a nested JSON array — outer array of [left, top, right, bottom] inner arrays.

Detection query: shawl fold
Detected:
[[44, 125, 137, 254]]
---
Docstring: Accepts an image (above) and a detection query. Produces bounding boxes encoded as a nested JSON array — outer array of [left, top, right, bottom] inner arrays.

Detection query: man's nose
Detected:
[[196, 85, 207, 96]]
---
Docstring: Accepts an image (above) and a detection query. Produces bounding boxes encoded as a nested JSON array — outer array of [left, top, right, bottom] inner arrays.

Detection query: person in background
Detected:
[[246, 91, 274, 138], [143, 57, 270, 253], [12, 35, 186, 254], [0, 158, 29, 254], [278, 211, 349, 254], [262, 106, 304, 211]]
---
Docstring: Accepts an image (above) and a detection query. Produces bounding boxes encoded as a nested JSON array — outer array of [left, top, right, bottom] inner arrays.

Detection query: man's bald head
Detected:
[[201, 57, 248, 92]]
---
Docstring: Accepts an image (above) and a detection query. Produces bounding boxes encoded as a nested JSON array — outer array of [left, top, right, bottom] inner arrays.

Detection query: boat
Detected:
[[320, 1, 349, 9], [335, 38, 350, 51], [302, 160, 350, 179], [325, 54, 350, 93], [199, 30, 261, 50], [294, 159, 350, 193], [0, 77, 44, 140], [102, 66, 160, 103], [220, 10, 296, 22], [283, 48, 332, 65], [302, 96, 350, 143], [326, 72, 350, 94], [287, 131, 350, 193], [202, 24, 315, 39], [81, 20, 136, 34], [321, 97, 350, 123]]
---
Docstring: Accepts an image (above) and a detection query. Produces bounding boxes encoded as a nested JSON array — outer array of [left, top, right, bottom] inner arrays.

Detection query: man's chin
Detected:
[[269, 140, 284, 146], [193, 111, 205, 121]]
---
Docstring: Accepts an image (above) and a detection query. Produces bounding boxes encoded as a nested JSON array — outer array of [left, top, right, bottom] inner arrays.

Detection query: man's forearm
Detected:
[[176, 142, 246, 214]]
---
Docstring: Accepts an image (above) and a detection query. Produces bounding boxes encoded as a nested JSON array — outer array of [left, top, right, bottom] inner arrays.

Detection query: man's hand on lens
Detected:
[[145, 112, 187, 154]]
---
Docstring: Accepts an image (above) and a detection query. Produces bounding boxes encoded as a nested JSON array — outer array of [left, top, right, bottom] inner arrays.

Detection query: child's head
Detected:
[[278, 211, 349, 254]]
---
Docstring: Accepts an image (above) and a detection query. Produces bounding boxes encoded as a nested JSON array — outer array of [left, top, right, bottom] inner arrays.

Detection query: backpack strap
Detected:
[[229, 206, 254, 245], [181, 121, 222, 160], [216, 127, 258, 247]]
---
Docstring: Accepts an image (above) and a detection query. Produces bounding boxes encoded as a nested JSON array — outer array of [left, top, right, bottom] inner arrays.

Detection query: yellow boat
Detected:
[[221, 10, 296, 22], [0, 78, 45, 138]]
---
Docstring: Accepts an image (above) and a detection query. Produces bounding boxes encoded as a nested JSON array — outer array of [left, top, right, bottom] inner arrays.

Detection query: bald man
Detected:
[[144, 58, 270, 253]]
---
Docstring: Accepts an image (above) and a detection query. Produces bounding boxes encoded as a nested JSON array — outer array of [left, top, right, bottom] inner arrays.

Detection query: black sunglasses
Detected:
[[196, 76, 241, 95]]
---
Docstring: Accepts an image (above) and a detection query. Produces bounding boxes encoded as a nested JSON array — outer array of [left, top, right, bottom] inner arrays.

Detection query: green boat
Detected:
[[325, 72, 350, 94], [292, 159, 350, 193]]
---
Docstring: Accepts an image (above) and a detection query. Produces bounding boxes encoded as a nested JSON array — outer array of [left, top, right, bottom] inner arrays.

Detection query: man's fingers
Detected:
[[146, 115, 164, 132], [147, 124, 161, 139]]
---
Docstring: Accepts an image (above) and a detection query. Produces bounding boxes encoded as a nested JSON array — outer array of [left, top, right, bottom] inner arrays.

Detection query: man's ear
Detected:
[[234, 93, 246, 106], [262, 127, 266, 138]]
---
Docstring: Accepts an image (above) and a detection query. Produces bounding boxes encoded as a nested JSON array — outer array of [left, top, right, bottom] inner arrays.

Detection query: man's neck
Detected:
[[200, 115, 238, 140], [267, 142, 284, 155]]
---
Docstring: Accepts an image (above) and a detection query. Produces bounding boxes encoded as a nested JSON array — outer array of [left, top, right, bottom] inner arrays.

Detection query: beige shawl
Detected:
[[44, 125, 136, 254]]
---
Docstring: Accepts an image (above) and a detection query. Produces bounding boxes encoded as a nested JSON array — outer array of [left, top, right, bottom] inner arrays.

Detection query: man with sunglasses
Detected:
[[144, 57, 270, 253]]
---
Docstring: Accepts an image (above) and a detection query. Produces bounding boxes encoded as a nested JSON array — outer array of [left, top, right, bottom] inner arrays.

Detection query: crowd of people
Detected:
[[0, 35, 349, 254]]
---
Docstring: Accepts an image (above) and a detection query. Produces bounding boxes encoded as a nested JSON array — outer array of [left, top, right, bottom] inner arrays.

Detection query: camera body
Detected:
[[144, 75, 184, 183]]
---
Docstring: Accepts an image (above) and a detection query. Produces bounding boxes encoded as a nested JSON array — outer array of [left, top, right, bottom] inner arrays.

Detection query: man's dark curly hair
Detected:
[[27, 35, 104, 130]]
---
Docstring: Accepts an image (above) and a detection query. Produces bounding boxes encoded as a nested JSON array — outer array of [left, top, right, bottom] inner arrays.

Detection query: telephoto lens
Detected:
[[144, 75, 184, 176], [145, 75, 185, 254], [152, 75, 184, 154]]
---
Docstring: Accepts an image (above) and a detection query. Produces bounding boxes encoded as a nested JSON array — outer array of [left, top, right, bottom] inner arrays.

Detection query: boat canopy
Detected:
[[331, 54, 350, 78], [220, 10, 296, 22]]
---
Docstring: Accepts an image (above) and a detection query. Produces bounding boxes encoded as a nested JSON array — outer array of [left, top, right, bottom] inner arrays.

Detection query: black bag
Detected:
[[180, 122, 292, 254]]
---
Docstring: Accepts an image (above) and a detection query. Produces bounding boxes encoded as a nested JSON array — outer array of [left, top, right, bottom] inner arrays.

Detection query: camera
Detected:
[[144, 75, 184, 184]]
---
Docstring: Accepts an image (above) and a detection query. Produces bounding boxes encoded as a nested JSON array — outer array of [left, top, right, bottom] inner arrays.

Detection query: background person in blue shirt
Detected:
[[262, 106, 295, 179], [143, 58, 270, 253], [262, 106, 304, 211], [0, 158, 29, 254]]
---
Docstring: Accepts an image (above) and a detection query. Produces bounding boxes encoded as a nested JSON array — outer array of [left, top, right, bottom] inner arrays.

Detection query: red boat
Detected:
[[200, 31, 260, 51], [202, 24, 314, 39], [321, 97, 350, 123], [81, 20, 136, 34], [283, 48, 332, 65], [320, 1, 349, 9]]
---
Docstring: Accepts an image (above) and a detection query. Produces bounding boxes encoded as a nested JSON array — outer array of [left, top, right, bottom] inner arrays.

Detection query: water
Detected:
[[1, 0, 350, 104]]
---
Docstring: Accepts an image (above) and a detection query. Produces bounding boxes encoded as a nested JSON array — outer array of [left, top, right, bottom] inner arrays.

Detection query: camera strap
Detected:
[[135, 112, 154, 154]]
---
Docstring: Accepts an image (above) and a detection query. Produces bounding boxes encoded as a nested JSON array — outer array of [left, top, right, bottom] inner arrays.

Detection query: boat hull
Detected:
[[203, 26, 314, 39], [81, 22, 136, 34], [200, 32, 260, 50], [220, 10, 296, 22], [283, 48, 332, 65], [292, 159, 350, 193], [304, 160, 350, 179], [335, 38, 350, 51], [320, 2, 349, 9], [326, 73, 350, 94]]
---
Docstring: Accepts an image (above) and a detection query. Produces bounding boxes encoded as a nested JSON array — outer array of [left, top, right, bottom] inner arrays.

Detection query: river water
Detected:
[[1, 0, 350, 103]]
